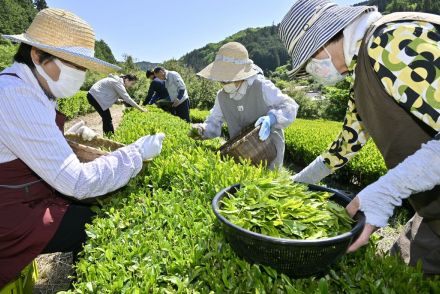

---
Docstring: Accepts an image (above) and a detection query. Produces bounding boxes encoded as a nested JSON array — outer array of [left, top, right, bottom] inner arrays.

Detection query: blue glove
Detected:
[[255, 113, 276, 141]]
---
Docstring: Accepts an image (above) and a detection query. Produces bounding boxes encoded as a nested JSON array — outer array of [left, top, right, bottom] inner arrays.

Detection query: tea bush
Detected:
[[189, 110, 387, 187], [66, 107, 438, 293], [57, 91, 95, 119]]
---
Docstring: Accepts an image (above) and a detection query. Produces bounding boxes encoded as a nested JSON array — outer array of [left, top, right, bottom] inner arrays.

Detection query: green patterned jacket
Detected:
[[322, 21, 440, 170]]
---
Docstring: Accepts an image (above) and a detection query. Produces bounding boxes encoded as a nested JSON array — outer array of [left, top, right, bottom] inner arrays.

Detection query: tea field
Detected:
[[64, 107, 438, 293], [190, 109, 387, 187]]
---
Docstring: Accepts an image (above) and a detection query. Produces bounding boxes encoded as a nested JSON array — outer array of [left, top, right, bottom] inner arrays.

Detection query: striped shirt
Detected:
[[0, 62, 143, 199]]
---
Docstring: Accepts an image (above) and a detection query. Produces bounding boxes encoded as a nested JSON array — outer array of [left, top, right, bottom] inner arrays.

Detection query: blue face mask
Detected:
[[305, 47, 346, 86]]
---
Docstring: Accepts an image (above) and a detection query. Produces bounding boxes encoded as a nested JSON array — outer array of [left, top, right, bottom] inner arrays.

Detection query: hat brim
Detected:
[[197, 60, 259, 82], [288, 5, 374, 77], [2, 34, 121, 74]]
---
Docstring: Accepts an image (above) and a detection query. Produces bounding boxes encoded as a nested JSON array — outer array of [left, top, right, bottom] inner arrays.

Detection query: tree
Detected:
[[121, 54, 138, 73], [95, 39, 117, 64], [0, 0, 37, 34], [34, 0, 48, 11]]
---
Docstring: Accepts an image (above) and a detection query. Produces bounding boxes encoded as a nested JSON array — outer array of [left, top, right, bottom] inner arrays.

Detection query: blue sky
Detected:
[[46, 0, 361, 63]]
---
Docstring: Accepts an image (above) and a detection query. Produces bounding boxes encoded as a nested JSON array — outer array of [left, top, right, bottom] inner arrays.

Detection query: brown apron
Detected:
[[353, 13, 440, 274], [0, 73, 71, 287]]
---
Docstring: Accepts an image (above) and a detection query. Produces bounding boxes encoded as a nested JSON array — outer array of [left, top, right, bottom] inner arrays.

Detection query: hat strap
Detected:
[[287, 2, 337, 54], [215, 54, 253, 65]]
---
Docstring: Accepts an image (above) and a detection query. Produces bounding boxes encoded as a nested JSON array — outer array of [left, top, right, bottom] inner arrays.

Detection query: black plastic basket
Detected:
[[212, 184, 365, 278]]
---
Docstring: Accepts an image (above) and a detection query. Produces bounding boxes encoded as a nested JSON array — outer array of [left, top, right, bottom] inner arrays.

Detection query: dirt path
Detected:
[[33, 104, 125, 293], [64, 104, 125, 137]]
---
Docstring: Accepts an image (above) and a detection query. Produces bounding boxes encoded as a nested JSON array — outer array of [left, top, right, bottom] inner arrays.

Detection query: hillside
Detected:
[[135, 61, 160, 71], [354, 0, 440, 14], [179, 25, 289, 74]]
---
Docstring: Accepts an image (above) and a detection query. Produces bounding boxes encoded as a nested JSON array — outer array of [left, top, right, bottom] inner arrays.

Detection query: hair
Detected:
[[14, 43, 54, 69], [121, 74, 138, 82], [153, 66, 164, 74], [146, 69, 154, 78]]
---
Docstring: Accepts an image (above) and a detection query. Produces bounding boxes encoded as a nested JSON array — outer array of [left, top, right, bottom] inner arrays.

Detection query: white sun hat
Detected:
[[2, 8, 120, 73], [197, 42, 259, 82], [279, 0, 375, 77]]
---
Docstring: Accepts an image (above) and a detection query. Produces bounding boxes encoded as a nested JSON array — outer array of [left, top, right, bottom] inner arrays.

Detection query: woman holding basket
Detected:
[[189, 42, 298, 170]]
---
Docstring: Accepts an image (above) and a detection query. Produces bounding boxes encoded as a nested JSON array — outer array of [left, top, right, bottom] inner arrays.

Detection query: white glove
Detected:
[[134, 133, 166, 161], [65, 120, 97, 141], [77, 126, 98, 141], [291, 156, 332, 184], [66, 120, 85, 134], [188, 123, 205, 140], [358, 139, 440, 227]]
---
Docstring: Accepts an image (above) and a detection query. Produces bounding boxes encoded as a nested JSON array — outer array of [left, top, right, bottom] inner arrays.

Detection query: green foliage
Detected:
[[34, 0, 47, 11], [181, 25, 289, 74], [80, 71, 106, 92], [355, 0, 440, 14], [190, 110, 387, 187], [65, 107, 438, 293], [220, 173, 353, 239], [320, 78, 351, 122], [94, 40, 117, 64], [130, 72, 150, 104], [57, 91, 95, 119], [0, 41, 17, 71], [288, 89, 323, 120], [354, 0, 389, 12], [0, 0, 37, 35]]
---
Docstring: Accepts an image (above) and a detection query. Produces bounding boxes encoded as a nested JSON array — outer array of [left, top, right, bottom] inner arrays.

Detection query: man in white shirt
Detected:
[[154, 67, 191, 122]]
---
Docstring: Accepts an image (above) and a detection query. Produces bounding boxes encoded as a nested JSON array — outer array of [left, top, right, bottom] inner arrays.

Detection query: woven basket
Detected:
[[212, 184, 365, 278], [219, 124, 276, 166], [65, 134, 125, 163]]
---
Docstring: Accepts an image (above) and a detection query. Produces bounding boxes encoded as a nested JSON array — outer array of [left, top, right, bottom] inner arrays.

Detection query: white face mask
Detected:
[[34, 58, 86, 98], [223, 82, 239, 94], [305, 47, 347, 86]]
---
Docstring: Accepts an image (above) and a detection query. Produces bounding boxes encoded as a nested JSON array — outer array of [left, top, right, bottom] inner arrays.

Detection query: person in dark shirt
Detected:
[[143, 70, 170, 107]]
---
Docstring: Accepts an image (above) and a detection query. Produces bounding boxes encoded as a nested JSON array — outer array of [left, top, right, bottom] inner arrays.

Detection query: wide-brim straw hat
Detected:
[[279, 0, 375, 77], [197, 42, 259, 82], [2, 8, 120, 73]]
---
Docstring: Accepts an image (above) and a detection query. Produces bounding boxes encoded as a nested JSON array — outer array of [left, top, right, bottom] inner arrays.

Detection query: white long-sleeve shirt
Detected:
[[89, 74, 138, 110], [0, 63, 143, 199], [202, 74, 298, 138]]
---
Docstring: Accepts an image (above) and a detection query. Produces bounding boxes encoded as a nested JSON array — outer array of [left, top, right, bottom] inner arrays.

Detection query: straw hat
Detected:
[[279, 0, 375, 77], [2, 8, 120, 73], [197, 42, 259, 82]]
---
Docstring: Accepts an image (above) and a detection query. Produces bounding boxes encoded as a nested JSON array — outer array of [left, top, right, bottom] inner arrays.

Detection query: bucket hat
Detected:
[[279, 0, 374, 77], [197, 42, 259, 82], [2, 8, 120, 73]]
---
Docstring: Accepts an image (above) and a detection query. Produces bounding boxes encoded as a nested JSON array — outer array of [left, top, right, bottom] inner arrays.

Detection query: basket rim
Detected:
[[212, 183, 365, 246], [219, 124, 263, 153]]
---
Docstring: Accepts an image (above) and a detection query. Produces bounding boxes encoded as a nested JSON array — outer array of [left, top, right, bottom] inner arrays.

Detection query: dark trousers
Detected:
[[42, 204, 95, 263], [172, 99, 191, 123], [87, 93, 114, 135]]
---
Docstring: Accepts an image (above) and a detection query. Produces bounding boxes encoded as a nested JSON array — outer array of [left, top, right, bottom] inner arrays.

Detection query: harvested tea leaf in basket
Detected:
[[219, 172, 353, 239]]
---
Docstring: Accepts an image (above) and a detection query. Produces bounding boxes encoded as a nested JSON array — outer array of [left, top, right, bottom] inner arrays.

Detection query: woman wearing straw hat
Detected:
[[279, 0, 440, 274], [189, 42, 298, 170], [0, 8, 165, 286]]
